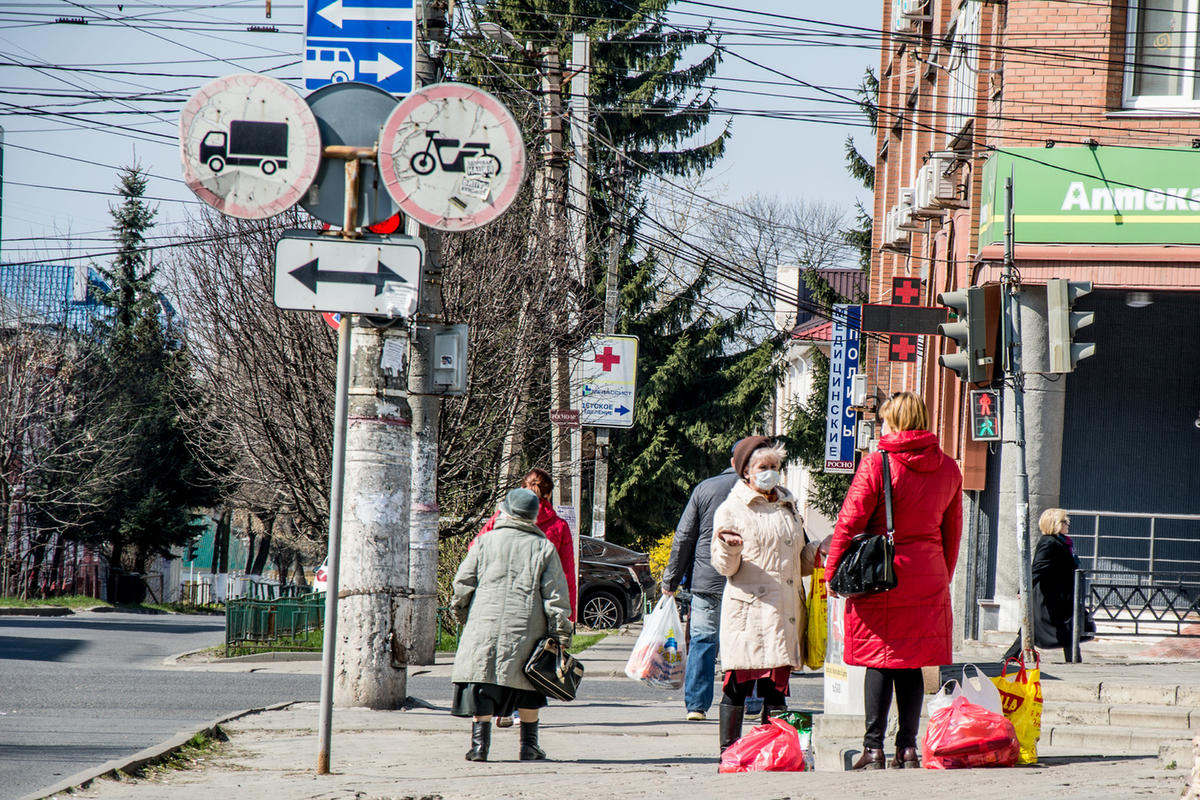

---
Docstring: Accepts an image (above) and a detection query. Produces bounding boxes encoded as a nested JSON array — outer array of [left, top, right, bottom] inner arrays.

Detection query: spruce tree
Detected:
[[39, 167, 219, 592]]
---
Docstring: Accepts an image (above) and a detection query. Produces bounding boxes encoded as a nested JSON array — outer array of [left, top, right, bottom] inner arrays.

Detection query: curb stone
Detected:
[[22, 701, 297, 800], [0, 606, 73, 617]]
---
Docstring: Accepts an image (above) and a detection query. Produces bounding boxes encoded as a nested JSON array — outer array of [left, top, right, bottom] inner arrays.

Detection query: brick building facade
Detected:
[[869, 0, 1200, 634]]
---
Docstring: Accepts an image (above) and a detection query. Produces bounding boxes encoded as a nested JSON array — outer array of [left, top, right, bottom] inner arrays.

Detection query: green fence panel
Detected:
[[225, 593, 325, 656]]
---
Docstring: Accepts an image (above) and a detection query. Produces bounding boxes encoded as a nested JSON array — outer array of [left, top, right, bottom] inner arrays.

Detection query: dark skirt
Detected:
[[451, 682, 548, 718]]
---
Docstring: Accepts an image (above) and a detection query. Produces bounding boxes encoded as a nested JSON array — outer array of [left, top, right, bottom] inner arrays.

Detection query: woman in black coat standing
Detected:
[[1004, 508, 1087, 662]]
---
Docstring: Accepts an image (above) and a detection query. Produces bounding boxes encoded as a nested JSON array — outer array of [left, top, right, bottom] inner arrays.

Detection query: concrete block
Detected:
[[1158, 737, 1194, 769], [1047, 723, 1133, 752], [1099, 682, 1177, 705], [1042, 681, 1101, 703], [1180, 686, 1200, 707], [1110, 705, 1193, 730], [1041, 701, 1109, 726]]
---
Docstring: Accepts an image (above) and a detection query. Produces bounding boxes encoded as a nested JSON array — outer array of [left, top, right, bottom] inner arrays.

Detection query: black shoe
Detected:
[[761, 704, 787, 726], [851, 748, 885, 770], [465, 720, 491, 762], [889, 746, 920, 769], [519, 720, 546, 761], [718, 703, 744, 754]]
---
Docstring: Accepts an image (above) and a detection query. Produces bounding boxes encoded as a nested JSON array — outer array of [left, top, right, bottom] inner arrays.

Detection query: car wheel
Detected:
[[581, 590, 623, 629], [207, 156, 225, 172]]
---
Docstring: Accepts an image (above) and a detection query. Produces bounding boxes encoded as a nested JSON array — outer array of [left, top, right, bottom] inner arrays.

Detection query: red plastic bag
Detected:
[[921, 696, 1020, 769], [718, 718, 806, 773]]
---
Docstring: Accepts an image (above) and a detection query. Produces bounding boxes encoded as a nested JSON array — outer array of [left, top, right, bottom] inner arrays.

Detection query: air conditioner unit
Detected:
[[913, 164, 942, 217], [892, 0, 917, 32], [897, 187, 923, 232], [884, 206, 910, 250], [901, 0, 931, 18], [929, 152, 968, 208]]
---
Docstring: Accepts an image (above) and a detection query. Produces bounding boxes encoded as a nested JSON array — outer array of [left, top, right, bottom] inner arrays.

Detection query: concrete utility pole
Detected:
[[1002, 176, 1036, 660], [500, 46, 565, 486], [406, 0, 447, 667], [590, 160, 625, 541], [554, 34, 590, 518], [321, 147, 412, 709]]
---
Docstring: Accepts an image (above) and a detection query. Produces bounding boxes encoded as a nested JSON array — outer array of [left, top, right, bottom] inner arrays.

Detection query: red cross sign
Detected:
[[889, 334, 918, 362], [594, 346, 621, 371], [892, 277, 921, 306]]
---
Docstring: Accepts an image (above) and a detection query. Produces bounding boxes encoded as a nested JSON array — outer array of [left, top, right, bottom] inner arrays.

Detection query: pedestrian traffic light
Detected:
[[969, 388, 1001, 441], [1046, 278, 1095, 373], [936, 287, 988, 384]]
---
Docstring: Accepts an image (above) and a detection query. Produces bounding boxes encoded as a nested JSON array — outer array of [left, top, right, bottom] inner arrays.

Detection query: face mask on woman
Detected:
[[751, 469, 781, 491]]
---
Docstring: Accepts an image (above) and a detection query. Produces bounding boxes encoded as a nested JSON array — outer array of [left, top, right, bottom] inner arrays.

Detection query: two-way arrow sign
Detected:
[[290, 258, 406, 296], [274, 230, 423, 316]]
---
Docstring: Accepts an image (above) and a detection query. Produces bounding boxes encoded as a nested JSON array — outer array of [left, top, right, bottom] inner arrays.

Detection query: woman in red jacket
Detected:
[[825, 392, 962, 770]]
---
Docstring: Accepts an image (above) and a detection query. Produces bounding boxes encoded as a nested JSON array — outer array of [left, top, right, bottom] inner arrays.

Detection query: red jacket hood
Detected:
[[537, 499, 560, 528], [879, 430, 945, 473]]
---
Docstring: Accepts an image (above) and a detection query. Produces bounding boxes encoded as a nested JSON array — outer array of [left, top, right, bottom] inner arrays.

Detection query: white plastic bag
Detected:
[[928, 678, 962, 719], [960, 664, 1003, 716], [624, 596, 687, 688]]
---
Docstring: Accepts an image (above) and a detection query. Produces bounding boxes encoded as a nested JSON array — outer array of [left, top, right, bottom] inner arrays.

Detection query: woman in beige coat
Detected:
[[711, 436, 817, 754]]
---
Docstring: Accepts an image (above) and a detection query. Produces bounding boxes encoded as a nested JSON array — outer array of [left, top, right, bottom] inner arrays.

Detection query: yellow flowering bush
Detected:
[[648, 531, 675, 586]]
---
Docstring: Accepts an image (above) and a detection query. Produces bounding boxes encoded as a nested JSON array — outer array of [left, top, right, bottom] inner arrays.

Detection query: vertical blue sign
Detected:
[[304, 0, 415, 95], [824, 304, 860, 474]]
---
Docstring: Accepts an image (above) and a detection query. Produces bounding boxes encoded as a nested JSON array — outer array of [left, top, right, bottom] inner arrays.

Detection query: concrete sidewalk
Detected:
[[41, 630, 1200, 800]]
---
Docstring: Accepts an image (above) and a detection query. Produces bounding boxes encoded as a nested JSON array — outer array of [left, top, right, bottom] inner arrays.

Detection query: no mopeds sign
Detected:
[[179, 74, 321, 220], [378, 83, 526, 232]]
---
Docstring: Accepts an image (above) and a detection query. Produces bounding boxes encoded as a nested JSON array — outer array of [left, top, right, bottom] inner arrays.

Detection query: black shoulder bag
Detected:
[[828, 452, 898, 597], [524, 636, 585, 701]]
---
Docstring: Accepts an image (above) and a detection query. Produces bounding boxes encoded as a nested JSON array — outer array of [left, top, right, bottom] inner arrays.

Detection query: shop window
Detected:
[[1124, 0, 1200, 109]]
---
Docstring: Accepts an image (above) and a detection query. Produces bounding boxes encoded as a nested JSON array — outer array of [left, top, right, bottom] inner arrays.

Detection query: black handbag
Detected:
[[523, 636, 584, 702], [829, 452, 898, 597]]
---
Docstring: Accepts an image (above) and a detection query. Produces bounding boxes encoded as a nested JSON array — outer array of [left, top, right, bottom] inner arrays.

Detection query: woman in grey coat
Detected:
[[451, 488, 573, 762]]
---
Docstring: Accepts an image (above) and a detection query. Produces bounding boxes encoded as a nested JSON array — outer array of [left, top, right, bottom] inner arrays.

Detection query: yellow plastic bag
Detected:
[[990, 653, 1043, 764], [804, 566, 827, 669]]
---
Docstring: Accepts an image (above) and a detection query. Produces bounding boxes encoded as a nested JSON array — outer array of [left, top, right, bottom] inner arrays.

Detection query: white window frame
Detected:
[[1123, 0, 1200, 110], [945, 0, 981, 145]]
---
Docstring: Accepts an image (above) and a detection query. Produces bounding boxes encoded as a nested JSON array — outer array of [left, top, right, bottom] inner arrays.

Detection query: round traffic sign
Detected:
[[378, 83, 526, 232], [300, 81, 399, 227], [179, 74, 321, 220]]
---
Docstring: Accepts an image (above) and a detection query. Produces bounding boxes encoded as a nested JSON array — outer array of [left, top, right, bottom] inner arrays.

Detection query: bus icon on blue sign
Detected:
[[302, 40, 413, 93]]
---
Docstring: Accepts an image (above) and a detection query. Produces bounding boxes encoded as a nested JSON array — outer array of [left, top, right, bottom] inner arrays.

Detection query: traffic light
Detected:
[[1046, 278, 1095, 373], [937, 287, 988, 383], [969, 388, 1001, 441], [185, 540, 199, 563]]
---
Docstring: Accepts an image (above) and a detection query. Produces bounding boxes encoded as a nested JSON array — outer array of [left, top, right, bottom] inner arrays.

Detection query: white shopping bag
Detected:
[[960, 664, 1003, 716], [624, 596, 687, 688]]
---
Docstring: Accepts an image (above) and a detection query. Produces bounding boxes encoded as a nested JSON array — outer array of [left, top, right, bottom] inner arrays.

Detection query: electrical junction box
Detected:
[[410, 323, 468, 396]]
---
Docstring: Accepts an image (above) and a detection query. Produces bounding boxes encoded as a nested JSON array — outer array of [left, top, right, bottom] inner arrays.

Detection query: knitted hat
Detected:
[[501, 487, 540, 521], [731, 435, 772, 479]]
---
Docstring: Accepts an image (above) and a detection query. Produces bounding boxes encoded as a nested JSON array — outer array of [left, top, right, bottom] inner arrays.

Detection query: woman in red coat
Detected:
[[825, 392, 962, 770]]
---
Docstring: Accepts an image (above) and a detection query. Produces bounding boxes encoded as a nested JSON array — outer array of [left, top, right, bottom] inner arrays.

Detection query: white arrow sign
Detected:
[[317, 0, 411, 28], [274, 230, 424, 316], [359, 52, 403, 81]]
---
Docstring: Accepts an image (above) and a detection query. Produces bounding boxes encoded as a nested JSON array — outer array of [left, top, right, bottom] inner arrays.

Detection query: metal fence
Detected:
[[1075, 568, 1200, 638], [1063, 509, 1200, 574], [225, 593, 325, 656]]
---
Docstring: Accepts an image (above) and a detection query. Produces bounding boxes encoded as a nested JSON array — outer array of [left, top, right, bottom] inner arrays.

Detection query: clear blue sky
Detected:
[[0, 0, 879, 265]]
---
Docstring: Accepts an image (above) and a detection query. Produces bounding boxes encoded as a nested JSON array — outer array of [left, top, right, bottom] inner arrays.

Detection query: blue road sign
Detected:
[[304, 0, 415, 94], [824, 304, 860, 474]]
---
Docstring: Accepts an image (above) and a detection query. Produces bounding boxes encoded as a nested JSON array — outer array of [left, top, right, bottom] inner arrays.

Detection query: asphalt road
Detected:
[[0, 611, 318, 800]]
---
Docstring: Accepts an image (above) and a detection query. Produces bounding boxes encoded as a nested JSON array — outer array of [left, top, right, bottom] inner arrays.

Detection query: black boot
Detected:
[[465, 720, 491, 762], [718, 703, 744, 753], [761, 704, 787, 726], [519, 720, 546, 761]]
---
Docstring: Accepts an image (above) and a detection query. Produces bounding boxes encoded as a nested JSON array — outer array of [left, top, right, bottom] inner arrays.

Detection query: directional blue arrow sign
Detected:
[[304, 0, 415, 95]]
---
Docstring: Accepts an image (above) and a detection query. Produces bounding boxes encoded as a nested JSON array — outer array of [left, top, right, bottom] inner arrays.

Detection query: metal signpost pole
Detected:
[[1003, 175, 1036, 659], [317, 308, 352, 775]]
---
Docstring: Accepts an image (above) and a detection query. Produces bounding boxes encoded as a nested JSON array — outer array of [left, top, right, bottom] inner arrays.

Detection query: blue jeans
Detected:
[[684, 592, 721, 713]]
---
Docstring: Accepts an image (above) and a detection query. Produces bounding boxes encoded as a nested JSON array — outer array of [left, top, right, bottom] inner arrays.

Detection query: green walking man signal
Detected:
[[970, 388, 1001, 442]]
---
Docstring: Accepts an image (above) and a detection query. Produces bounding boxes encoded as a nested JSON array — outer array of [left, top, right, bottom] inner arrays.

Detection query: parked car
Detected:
[[578, 535, 656, 630]]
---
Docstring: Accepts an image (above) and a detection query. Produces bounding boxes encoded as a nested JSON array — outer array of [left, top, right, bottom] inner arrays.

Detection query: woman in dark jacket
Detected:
[[825, 392, 963, 770], [1003, 508, 1086, 663], [450, 488, 573, 762]]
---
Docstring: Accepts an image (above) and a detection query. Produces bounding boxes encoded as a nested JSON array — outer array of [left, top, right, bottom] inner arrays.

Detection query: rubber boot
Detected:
[[718, 703, 744, 754], [519, 720, 547, 761], [761, 704, 787, 726], [465, 720, 491, 762]]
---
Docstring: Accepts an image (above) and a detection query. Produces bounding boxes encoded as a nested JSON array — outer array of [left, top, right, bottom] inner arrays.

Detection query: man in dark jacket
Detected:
[[662, 449, 741, 721]]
